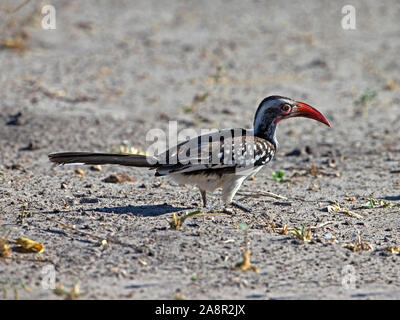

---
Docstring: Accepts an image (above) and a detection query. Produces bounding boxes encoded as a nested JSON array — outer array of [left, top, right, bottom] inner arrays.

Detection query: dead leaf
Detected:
[[54, 283, 81, 300], [167, 212, 182, 230], [346, 241, 373, 252], [15, 237, 44, 253], [103, 173, 137, 183], [1, 31, 28, 50], [310, 164, 323, 178], [0, 243, 11, 257], [138, 259, 147, 266], [166, 210, 204, 230], [327, 203, 363, 219], [385, 246, 400, 254], [346, 231, 373, 252], [175, 293, 185, 300], [74, 168, 84, 176], [192, 92, 209, 104], [232, 249, 259, 272], [118, 144, 147, 156], [385, 80, 400, 91], [308, 183, 319, 191], [235, 249, 251, 270], [0, 233, 12, 257]]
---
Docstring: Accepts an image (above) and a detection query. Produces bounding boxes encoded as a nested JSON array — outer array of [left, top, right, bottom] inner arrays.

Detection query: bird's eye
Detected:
[[281, 104, 291, 113]]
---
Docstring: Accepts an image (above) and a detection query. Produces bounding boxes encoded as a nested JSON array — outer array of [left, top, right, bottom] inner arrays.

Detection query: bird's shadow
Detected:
[[384, 196, 400, 202], [83, 204, 189, 217], [42, 204, 190, 217], [85, 204, 189, 217]]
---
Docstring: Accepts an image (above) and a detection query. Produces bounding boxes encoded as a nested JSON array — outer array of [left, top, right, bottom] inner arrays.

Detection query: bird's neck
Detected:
[[253, 119, 278, 148]]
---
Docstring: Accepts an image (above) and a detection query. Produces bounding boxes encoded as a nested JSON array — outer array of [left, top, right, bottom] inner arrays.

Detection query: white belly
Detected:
[[170, 165, 264, 193], [170, 172, 224, 192]]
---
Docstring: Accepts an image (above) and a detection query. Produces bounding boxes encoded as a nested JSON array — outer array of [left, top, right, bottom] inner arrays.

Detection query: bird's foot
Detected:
[[222, 206, 234, 214], [231, 201, 252, 214], [205, 205, 234, 214], [204, 202, 252, 214]]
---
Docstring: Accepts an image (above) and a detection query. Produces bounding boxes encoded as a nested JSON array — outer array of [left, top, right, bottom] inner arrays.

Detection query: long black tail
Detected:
[[48, 152, 157, 167]]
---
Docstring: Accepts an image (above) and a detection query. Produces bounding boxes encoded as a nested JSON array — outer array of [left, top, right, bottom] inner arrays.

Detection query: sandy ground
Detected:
[[1, 0, 400, 299]]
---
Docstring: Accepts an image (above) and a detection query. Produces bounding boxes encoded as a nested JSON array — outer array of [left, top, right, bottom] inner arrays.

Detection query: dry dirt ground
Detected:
[[1, 0, 400, 300]]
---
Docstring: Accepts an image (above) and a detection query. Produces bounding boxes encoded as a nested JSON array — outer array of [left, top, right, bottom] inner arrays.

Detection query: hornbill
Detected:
[[49, 96, 330, 212]]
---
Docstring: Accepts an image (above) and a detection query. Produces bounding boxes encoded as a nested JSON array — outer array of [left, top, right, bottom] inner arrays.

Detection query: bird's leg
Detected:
[[198, 181, 252, 214], [200, 191, 232, 214], [221, 176, 252, 213], [199, 188, 207, 207]]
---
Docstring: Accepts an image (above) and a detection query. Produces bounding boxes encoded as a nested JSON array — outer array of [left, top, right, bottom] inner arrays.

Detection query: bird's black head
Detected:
[[253, 95, 330, 146]]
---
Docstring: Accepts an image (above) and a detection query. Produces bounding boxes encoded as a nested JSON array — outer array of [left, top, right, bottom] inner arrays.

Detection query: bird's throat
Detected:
[[253, 120, 278, 148]]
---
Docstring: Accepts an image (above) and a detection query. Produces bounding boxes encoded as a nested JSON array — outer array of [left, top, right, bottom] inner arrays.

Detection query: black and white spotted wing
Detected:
[[154, 128, 275, 176]]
